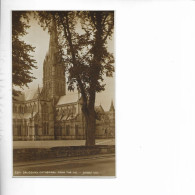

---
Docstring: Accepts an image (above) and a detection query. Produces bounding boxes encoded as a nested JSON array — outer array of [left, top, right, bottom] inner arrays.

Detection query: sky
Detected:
[[21, 16, 115, 111]]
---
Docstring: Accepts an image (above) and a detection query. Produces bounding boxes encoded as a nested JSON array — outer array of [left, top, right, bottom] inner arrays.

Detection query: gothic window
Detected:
[[25, 123, 28, 136], [43, 123, 45, 135], [17, 125, 21, 136], [64, 122, 66, 134], [66, 125, 70, 136], [46, 123, 49, 135], [43, 122, 46, 135], [35, 124, 38, 136], [42, 103, 48, 113], [44, 123, 47, 135], [75, 125, 79, 136], [58, 125, 62, 136], [27, 126, 29, 136]]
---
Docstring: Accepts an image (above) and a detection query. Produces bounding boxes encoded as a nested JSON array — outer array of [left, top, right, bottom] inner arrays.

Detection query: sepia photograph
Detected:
[[12, 11, 115, 177]]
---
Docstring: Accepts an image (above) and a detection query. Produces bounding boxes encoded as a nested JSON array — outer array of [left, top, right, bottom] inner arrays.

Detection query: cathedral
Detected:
[[13, 23, 115, 141]]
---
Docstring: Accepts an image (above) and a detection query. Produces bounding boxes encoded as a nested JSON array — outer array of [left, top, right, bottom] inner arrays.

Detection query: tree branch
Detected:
[[58, 12, 88, 108]]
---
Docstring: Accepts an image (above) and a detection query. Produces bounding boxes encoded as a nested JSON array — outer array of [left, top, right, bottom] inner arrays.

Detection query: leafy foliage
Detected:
[[12, 11, 37, 97], [36, 11, 114, 94]]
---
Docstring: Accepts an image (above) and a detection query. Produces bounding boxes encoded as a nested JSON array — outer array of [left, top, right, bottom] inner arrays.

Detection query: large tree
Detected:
[[37, 11, 114, 146], [12, 11, 37, 97]]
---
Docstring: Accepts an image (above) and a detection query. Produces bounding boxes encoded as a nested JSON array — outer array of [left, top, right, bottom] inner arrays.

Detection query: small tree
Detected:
[[37, 11, 114, 146], [12, 11, 37, 97]]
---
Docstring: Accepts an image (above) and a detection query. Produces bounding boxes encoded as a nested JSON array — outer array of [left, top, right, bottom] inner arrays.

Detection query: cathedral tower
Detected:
[[43, 20, 66, 99]]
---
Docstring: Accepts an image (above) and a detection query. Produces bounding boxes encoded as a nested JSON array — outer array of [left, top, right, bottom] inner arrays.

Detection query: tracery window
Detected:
[[17, 125, 21, 136], [75, 125, 79, 136], [46, 123, 49, 135], [66, 125, 70, 136], [43, 122, 46, 135]]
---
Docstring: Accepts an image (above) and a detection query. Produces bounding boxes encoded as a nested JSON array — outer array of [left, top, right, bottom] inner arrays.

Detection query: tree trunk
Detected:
[[86, 113, 96, 146], [83, 107, 96, 146]]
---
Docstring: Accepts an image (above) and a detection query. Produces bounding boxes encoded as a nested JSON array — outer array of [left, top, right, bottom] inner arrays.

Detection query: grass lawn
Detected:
[[13, 139, 115, 149]]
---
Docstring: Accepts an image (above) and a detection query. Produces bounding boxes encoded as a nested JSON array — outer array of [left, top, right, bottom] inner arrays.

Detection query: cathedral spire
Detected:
[[37, 84, 41, 100], [37, 84, 40, 94], [109, 100, 115, 112], [42, 17, 66, 99], [48, 18, 58, 60]]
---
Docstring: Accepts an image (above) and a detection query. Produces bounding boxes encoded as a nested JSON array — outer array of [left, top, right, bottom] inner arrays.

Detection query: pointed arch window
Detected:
[[46, 123, 49, 135], [66, 125, 70, 136], [17, 125, 22, 136]]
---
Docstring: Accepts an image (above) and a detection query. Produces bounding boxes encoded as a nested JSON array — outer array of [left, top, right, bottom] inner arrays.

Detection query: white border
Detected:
[[2, 1, 195, 195]]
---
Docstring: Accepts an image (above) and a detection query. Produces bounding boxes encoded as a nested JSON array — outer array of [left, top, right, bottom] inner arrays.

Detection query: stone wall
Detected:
[[13, 145, 115, 162]]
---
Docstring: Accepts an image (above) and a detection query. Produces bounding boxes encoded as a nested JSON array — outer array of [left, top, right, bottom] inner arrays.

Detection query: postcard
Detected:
[[12, 11, 115, 177]]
